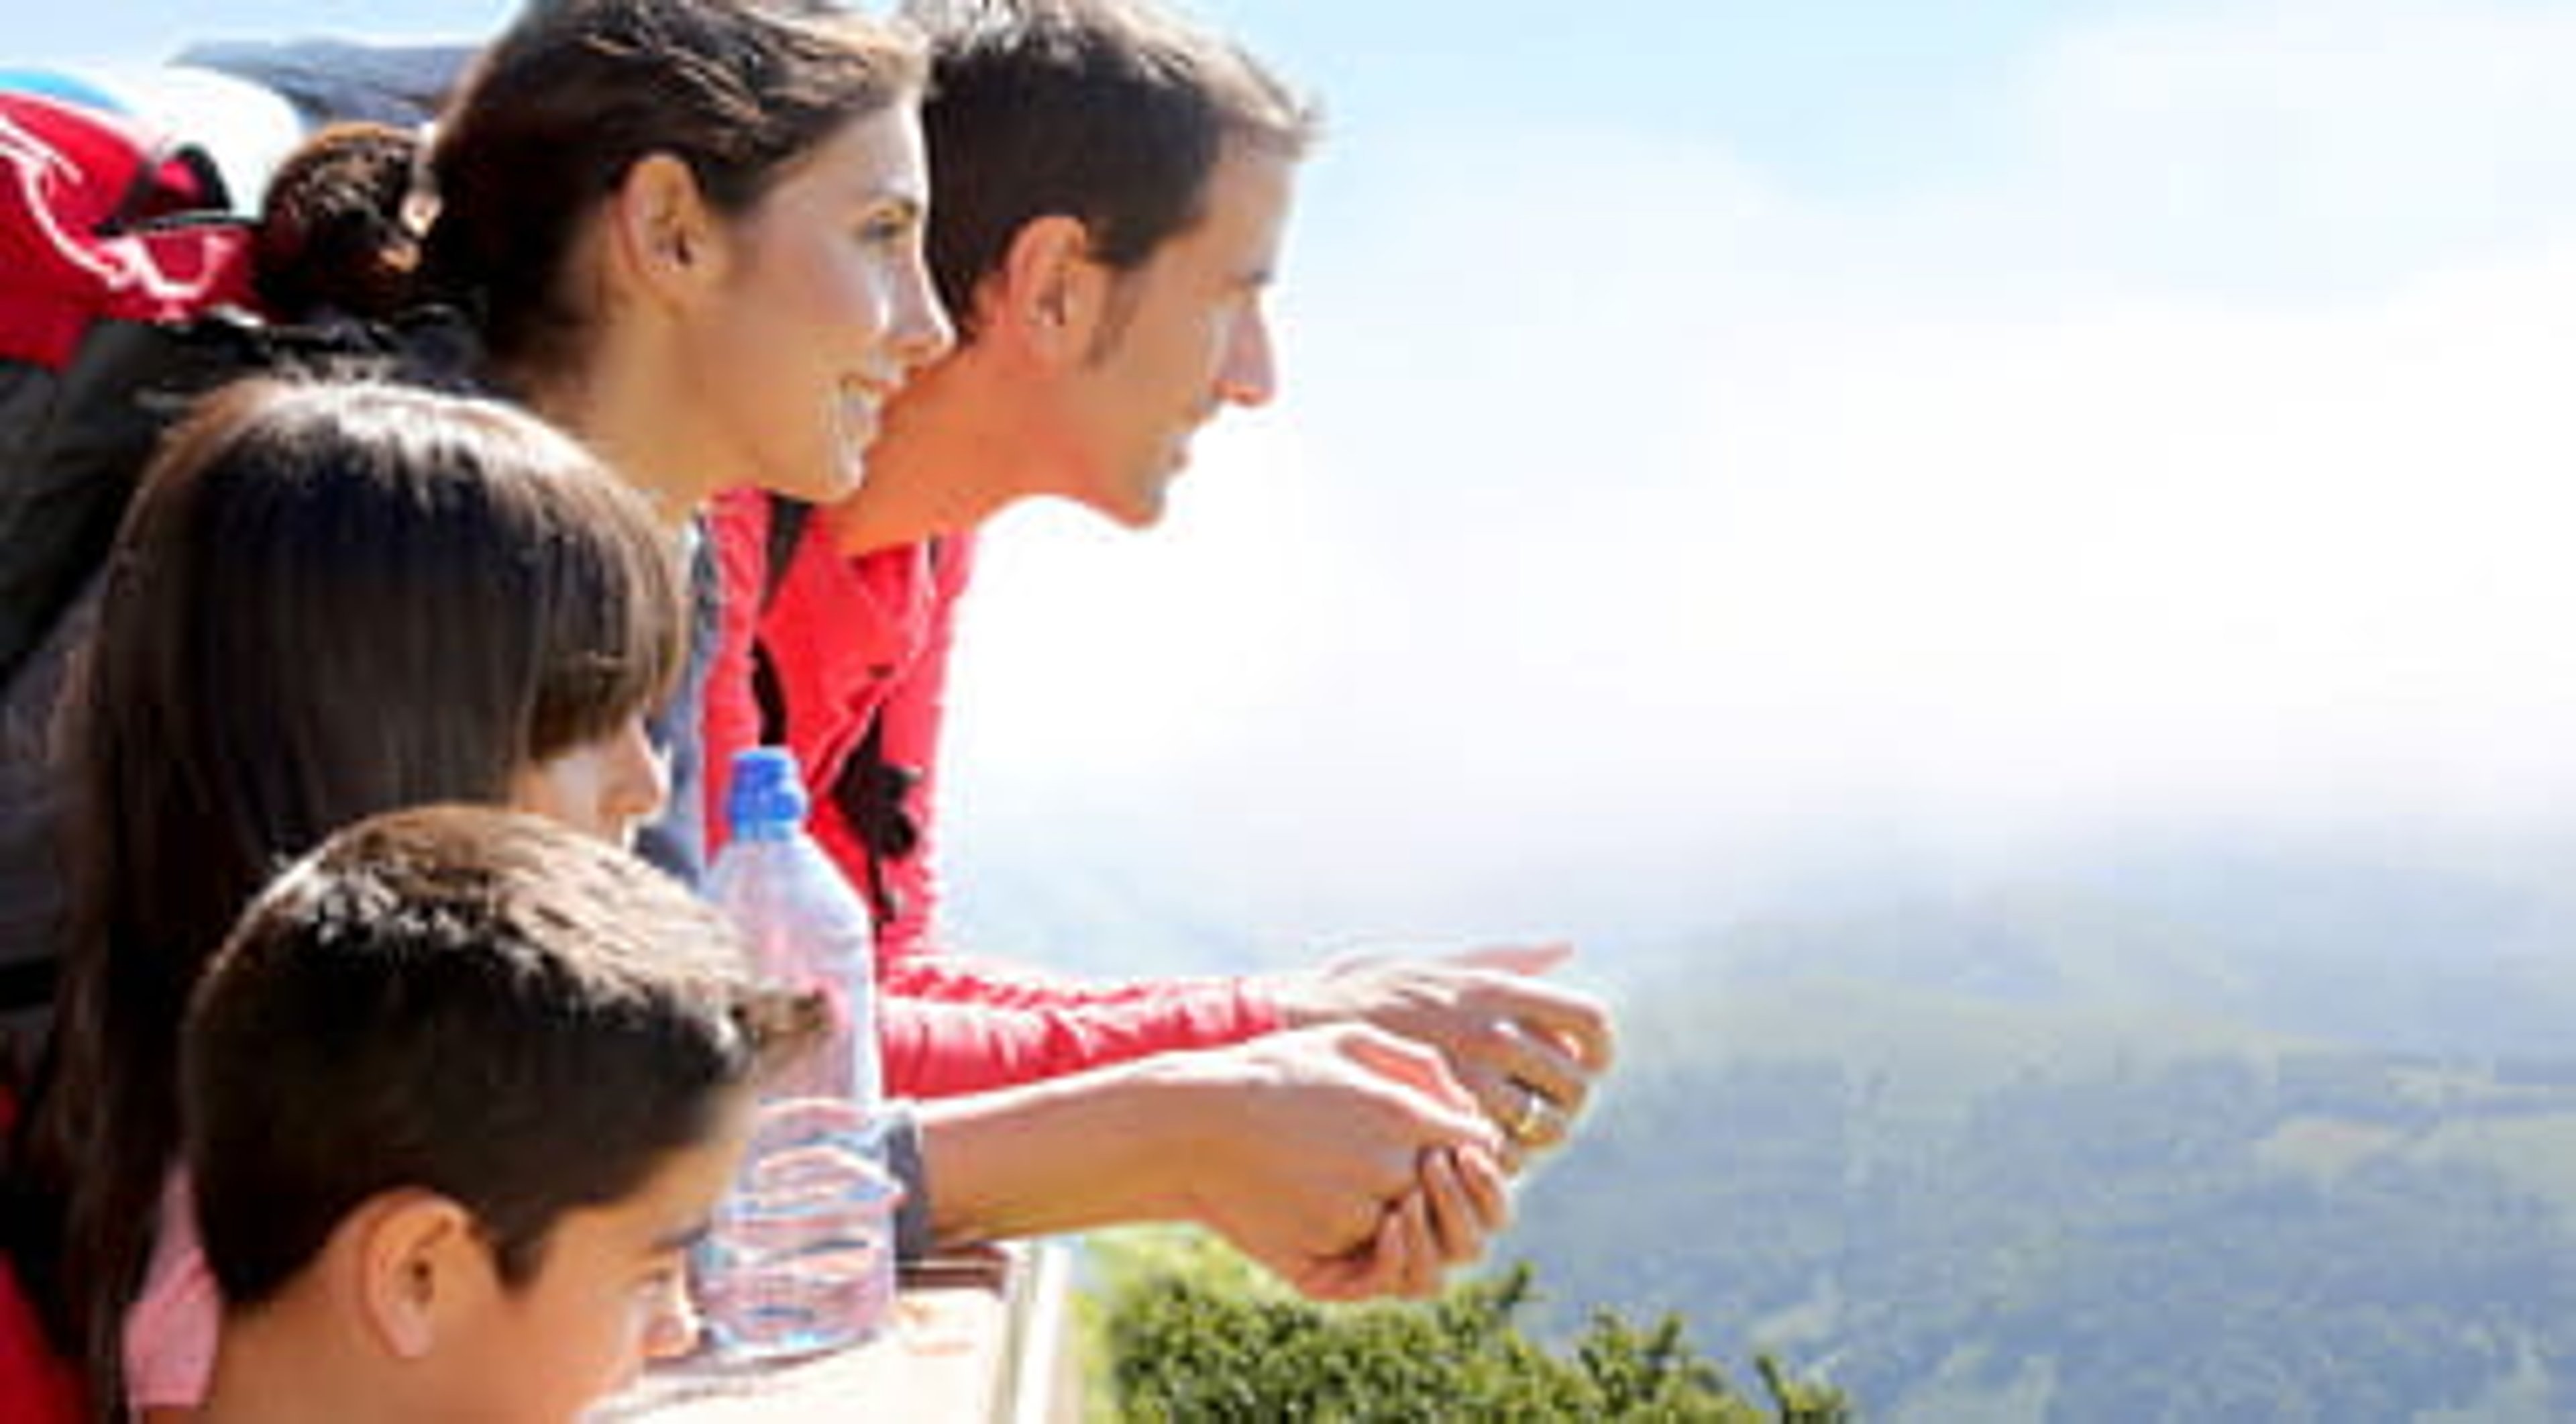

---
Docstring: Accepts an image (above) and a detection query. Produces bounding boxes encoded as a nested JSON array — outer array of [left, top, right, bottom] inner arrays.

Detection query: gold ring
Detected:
[[1505, 1082, 1550, 1145]]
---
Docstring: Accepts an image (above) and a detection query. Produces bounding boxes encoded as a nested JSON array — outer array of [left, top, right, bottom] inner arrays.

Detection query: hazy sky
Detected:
[[955, 1, 2576, 949], [24, 1, 2576, 950]]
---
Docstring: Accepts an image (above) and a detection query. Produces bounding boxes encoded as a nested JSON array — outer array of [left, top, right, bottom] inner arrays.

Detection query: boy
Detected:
[[180, 805, 824, 1423]]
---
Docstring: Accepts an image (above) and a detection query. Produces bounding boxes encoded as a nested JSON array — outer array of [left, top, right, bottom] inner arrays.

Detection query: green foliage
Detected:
[[1087, 1233, 1847, 1422]]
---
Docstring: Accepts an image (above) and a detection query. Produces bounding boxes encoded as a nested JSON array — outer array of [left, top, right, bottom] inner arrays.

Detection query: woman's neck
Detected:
[[515, 351, 714, 533]]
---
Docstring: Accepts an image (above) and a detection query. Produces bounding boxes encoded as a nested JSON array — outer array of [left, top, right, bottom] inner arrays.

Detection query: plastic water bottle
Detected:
[[696, 748, 898, 1362]]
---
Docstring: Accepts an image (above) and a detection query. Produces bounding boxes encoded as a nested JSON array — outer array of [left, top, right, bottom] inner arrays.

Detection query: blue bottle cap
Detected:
[[726, 747, 810, 833]]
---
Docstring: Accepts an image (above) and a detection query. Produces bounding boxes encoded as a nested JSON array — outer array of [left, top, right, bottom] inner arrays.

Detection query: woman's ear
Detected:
[[987, 213, 1112, 366], [604, 152, 727, 305], [345, 1190, 493, 1362]]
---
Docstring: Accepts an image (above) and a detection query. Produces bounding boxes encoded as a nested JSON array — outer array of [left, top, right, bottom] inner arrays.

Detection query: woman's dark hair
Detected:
[[5, 376, 685, 1409], [252, 121, 425, 323], [257, 0, 924, 385]]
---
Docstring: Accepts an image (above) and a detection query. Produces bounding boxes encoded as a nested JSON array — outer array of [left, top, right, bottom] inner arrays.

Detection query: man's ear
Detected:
[[603, 152, 727, 306], [987, 214, 1113, 366], [343, 1190, 495, 1362]]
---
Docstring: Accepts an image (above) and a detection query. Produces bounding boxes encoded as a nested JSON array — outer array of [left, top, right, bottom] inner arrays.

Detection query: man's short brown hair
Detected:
[[904, 0, 1318, 333]]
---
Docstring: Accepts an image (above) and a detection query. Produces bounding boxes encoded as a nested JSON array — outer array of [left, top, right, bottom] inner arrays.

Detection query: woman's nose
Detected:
[[892, 258, 956, 372]]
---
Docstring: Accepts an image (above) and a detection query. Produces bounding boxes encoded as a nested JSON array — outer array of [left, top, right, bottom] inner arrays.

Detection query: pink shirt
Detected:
[[121, 1174, 216, 1412]]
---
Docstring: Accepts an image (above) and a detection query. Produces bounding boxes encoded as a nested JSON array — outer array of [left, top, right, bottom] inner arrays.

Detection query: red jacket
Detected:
[[704, 491, 1281, 1097]]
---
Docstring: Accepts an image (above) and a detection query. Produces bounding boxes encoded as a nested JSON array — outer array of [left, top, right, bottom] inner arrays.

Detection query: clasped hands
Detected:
[[1217, 943, 1613, 1301]]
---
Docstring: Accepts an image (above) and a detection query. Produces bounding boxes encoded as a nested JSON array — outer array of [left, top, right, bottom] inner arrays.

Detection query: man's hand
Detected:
[[1265, 943, 1616, 1154]]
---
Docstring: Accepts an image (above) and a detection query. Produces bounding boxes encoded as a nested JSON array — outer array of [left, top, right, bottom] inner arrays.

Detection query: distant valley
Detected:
[[1505, 852, 2576, 1421]]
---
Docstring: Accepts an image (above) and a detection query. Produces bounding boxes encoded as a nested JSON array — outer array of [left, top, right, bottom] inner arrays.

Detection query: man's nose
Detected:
[[641, 1276, 700, 1362], [1216, 305, 1276, 408]]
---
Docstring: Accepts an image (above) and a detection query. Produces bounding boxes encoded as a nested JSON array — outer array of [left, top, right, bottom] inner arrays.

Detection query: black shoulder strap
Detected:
[[761, 495, 814, 610], [827, 534, 943, 925], [749, 495, 814, 746], [98, 141, 233, 236]]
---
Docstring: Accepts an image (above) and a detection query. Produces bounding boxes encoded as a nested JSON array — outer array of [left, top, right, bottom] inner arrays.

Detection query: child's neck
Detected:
[[195, 1311, 387, 1424]]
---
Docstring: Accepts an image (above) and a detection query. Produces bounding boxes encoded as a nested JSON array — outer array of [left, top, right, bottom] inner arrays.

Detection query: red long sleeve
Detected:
[[704, 493, 1282, 1099]]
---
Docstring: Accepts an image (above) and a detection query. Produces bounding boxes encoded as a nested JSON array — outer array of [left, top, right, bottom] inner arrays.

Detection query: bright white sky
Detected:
[[23, 1, 2576, 954], [950, 0, 2576, 952]]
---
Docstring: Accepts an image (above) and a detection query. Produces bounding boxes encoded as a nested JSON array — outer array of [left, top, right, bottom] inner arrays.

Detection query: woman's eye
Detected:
[[859, 211, 914, 246]]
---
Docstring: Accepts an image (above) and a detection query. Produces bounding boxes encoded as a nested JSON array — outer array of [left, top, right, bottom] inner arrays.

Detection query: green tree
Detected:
[[1087, 1231, 1849, 1422]]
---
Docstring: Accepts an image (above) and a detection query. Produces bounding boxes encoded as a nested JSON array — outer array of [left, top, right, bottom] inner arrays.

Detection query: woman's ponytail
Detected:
[[252, 122, 435, 325]]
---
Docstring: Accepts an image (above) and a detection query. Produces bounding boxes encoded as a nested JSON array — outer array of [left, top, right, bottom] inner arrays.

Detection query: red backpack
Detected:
[[1, 89, 261, 1022], [0, 89, 255, 680], [0, 88, 252, 368]]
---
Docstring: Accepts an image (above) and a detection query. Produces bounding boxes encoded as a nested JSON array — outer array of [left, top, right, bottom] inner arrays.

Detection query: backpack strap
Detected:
[[96, 142, 229, 236], [748, 495, 814, 747], [829, 715, 923, 928], [826, 537, 937, 926], [761, 495, 814, 609]]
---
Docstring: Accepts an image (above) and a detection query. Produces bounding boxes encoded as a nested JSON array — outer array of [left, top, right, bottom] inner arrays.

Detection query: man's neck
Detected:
[[829, 345, 1049, 555]]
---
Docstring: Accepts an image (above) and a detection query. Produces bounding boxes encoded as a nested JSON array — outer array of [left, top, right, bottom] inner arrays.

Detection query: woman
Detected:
[[398, 0, 951, 881]]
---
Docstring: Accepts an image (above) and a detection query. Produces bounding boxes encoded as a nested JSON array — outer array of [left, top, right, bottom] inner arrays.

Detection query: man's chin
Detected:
[[1069, 465, 1179, 529], [1127, 466, 1187, 528], [1076, 489, 1167, 530]]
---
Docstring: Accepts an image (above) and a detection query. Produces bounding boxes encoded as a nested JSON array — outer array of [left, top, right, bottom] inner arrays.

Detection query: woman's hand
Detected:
[[1172, 1025, 1501, 1292], [917, 1023, 1519, 1303], [1297, 1142, 1511, 1302], [1256, 1028, 1518, 1302]]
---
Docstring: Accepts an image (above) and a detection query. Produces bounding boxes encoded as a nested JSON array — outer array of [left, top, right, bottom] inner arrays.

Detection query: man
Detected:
[[707, 0, 1611, 1150]]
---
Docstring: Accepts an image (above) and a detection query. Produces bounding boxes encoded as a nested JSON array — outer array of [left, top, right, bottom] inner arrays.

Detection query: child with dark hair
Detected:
[[182, 804, 823, 1424]]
